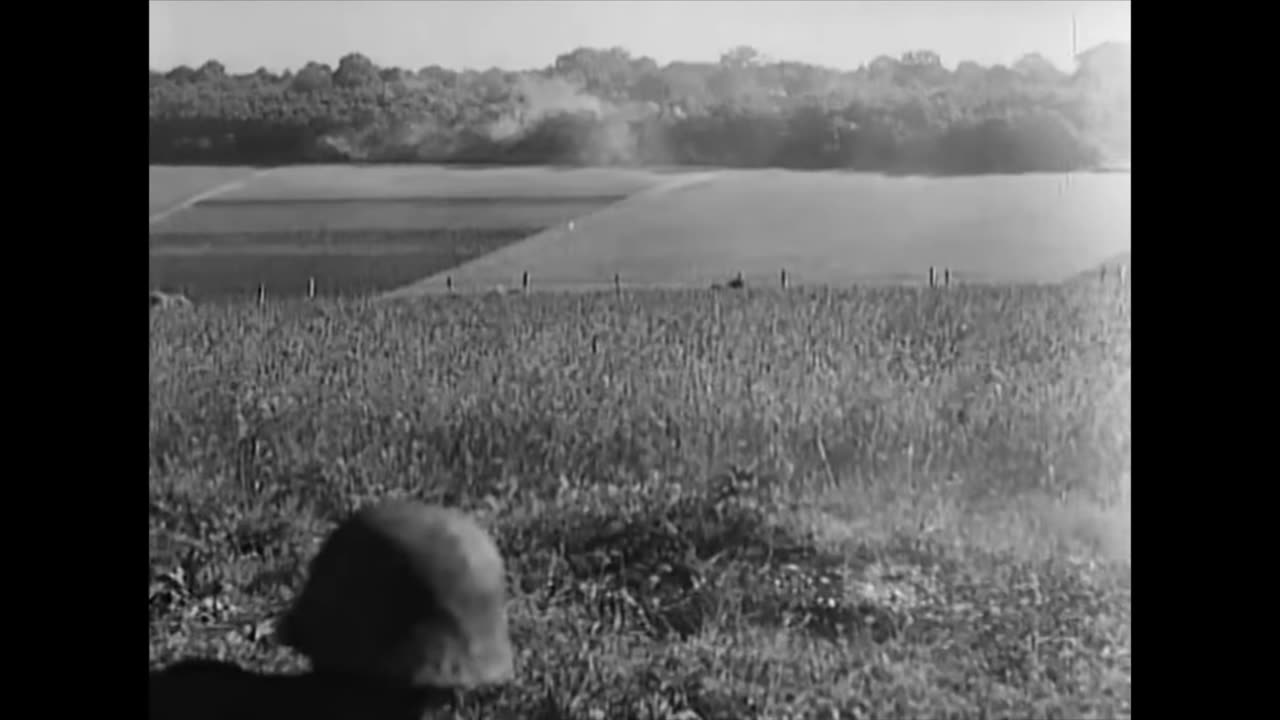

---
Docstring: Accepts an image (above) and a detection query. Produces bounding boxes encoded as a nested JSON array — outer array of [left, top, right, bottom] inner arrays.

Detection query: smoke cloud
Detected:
[[311, 72, 666, 165]]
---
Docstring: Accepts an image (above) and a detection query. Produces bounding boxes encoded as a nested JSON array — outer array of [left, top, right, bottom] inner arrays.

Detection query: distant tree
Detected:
[[867, 55, 899, 83], [251, 67, 280, 84], [1013, 53, 1065, 85], [778, 102, 839, 167], [165, 65, 198, 84], [774, 61, 832, 99], [709, 47, 770, 106], [379, 67, 408, 84], [898, 50, 949, 86], [1072, 42, 1130, 98], [720, 46, 766, 69], [630, 71, 670, 104], [472, 68, 510, 104], [954, 61, 985, 85], [901, 50, 941, 68], [554, 47, 636, 100], [629, 55, 660, 78], [333, 52, 380, 88], [417, 65, 458, 88], [984, 65, 1020, 95], [291, 62, 333, 93], [147, 43, 1124, 173], [1073, 42, 1130, 82], [661, 61, 713, 106], [194, 60, 226, 83]]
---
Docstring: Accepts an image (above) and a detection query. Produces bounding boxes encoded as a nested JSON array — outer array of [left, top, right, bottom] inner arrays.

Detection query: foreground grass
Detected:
[[149, 279, 1131, 718]]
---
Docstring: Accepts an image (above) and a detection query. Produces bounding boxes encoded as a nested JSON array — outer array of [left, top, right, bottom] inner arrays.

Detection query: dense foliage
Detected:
[[150, 44, 1130, 174]]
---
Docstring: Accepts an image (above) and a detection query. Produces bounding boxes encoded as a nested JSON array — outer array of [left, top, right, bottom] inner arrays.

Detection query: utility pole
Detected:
[[1072, 12, 1078, 59]]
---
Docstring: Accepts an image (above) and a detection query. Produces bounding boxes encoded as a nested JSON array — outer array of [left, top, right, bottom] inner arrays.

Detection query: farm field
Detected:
[[149, 228, 540, 300], [211, 164, 675, 201], [152, 196, 625, 234], [150, 280, 1132, 718], [148, 164, 672, 301], [150, 164, 1130, 302], [149, 165, 261, 217], [388, 169, 1131, 297]]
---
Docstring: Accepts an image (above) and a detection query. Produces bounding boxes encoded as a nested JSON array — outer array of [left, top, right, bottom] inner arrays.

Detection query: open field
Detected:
[[149, 165, 263, 218], [149, 165, 677, 301], [211, 164, 677, 202], [150, 165, 1129, 303], [150, 280, 1131, 718], [151, 196, 624, 235], [388, 170, 1131, 297], [149, 228, 540, 301]]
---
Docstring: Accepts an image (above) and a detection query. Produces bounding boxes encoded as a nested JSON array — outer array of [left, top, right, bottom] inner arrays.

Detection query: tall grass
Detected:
[[150, 279, 1131, 719]]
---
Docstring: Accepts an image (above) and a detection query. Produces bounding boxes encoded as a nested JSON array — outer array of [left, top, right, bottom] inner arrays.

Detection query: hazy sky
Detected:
[[149, 1, 1130, 75]]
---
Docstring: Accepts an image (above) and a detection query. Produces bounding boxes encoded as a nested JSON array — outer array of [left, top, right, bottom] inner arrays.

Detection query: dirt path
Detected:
[[149, 169, 274, 227], [378, 171, 721, 301]]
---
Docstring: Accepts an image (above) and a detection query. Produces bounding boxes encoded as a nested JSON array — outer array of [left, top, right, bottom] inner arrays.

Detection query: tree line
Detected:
[[149, 43, 1130, 174]]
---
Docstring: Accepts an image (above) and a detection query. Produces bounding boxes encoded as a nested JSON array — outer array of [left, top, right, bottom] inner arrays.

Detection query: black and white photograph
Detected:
[[149, 1, 1131, 717]]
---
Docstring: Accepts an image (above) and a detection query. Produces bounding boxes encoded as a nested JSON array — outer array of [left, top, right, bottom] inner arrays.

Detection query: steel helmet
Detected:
[[279, 500, 514, 689]]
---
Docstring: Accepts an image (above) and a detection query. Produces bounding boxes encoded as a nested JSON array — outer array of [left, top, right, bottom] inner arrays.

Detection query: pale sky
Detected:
[[149, 1, 1130, 75]]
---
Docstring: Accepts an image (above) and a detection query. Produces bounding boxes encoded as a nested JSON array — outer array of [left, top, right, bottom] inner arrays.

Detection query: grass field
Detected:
[[152, 197, 625, 235], [150, 165, 1130, 302], [149, 165, 679, 301], [150, 277, 1131, 718], [149, 165, 261, 217], [150, 228, 542, 301], [388, 170, 1131, 296], [211, 164, 673, 201]]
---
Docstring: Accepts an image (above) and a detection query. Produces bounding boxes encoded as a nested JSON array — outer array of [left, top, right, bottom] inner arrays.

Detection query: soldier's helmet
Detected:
[[278, 500, 514, 689]]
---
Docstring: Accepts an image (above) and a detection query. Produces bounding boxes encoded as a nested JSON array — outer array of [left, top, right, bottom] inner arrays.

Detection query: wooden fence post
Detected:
[[614, 273, 621, 297], [307, 276, 316, 300], [780, 268, 788, 290], [522, 271, 529, 294], [446, 275, 453, 294], [257, 283, 265, 307]]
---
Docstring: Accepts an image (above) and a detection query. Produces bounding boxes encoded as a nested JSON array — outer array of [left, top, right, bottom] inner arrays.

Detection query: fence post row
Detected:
[[926, 267, 955, 288], [270, 263, 983, 297]]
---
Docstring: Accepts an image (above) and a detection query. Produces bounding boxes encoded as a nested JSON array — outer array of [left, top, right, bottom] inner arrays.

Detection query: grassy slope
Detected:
[[150, 280, 1131, 719], [387, 170, 1132, 296]]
